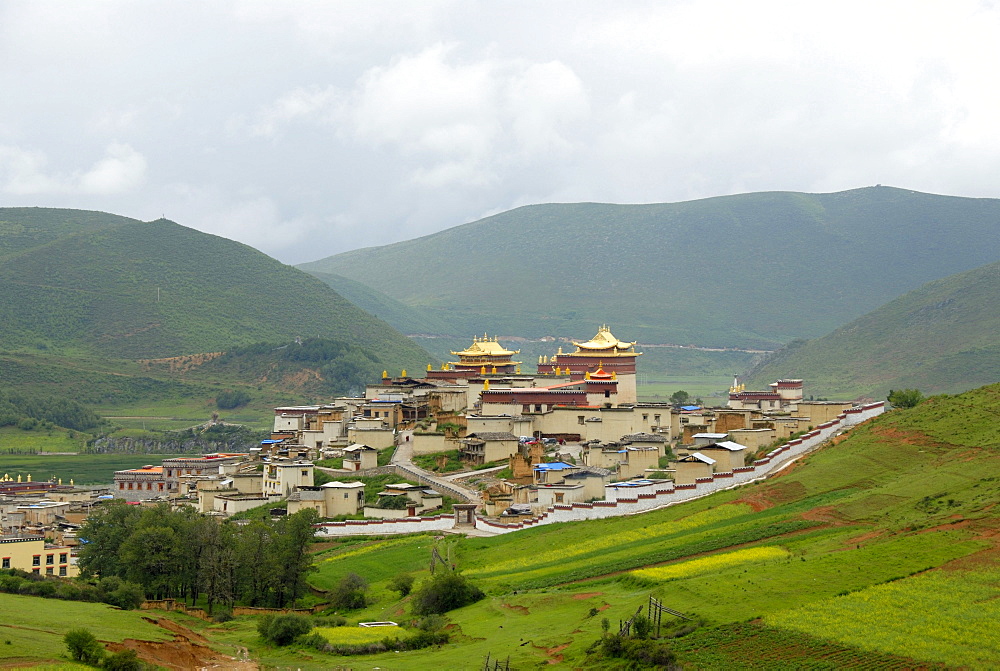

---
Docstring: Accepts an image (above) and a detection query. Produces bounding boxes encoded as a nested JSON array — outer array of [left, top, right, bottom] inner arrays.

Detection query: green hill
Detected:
[[0, 209, 429, 371], [300, 187, 1000, 349], [744, 260, 1000, 399], [0, 206, 137, 260]]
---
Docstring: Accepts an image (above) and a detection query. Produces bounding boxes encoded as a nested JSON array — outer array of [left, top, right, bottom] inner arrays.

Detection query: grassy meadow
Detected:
[[0, 593, 170, 667], [0, 453, 188, 485]]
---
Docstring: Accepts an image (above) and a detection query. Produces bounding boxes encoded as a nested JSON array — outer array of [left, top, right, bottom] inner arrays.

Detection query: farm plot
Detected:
[[768, 568, 1000, 669]]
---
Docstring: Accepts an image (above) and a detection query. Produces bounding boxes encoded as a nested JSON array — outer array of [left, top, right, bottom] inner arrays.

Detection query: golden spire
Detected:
[[516, 365, 521, 374], [483, 379, 490, 391], [491, 365, 497, 374], [401, 369, 407, 378], [427, 363, 432, 371], [382, 370, 389, 379], [481, 365, 487, 375]]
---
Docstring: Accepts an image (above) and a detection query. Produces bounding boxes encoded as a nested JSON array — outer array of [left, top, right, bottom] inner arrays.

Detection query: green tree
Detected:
[[669, 390, 690, 405], [388, 573, 415, 597], [411, 572, 484, 615], [257, 614, 313, 646], [330, 572, 368, 610], [64, 628, 104, 665], [121, 525, 180, 599], [273, 509, 319, 607], [888, 388, 925, 409], [77, 501, 142, 579]]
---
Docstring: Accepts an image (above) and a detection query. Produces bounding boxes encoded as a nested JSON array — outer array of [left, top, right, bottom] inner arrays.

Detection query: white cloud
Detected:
[[0, 142, 146, 196], [1, 1, 1000, 263]]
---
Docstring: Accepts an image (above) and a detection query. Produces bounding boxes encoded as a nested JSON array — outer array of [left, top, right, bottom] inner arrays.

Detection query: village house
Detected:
[[1, 534, 78, 577], [363, 483, 443, 519], [287, 481, 366, 517], [342, 444, 379, 471], [458, 431, 518, 465], [697, 441, 749, 472], [670, 452, 716, 484]]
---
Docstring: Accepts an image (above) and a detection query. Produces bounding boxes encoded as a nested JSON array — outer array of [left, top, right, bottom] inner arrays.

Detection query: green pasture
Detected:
[[770, 568, 1000, 669], [0, 593, 170, 666], [0, 426, 90, 453], [0, 453, 187, 485], [637, 375, 732, 403]]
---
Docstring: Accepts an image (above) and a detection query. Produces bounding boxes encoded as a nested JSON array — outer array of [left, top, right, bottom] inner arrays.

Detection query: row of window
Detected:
[[118, 481, 166, 490], [29, 553, 68, 566]]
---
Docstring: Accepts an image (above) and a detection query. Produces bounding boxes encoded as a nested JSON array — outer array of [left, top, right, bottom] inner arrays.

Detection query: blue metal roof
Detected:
[[533, 462, 576, 471]]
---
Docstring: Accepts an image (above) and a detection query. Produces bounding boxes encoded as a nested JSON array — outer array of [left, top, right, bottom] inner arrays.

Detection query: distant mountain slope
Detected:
[[743, 260, 1000, 398], [300, 187, 1000, 348], [0, 207, 137, 260], [0, 210, 430, 372], [308, 270, 443, 335]]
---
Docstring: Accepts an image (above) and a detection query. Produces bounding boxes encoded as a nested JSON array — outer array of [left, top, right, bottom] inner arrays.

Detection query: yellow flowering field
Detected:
[[319, 537, 409, 564], [315, 625, 403, 645], [768, 568, 1000, 669], [631, 545, 789, 581], [467, 503, 752, 577]]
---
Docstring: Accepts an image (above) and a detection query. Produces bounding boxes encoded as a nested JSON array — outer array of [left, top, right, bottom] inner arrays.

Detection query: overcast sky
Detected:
[[2, 1, 999, 264]]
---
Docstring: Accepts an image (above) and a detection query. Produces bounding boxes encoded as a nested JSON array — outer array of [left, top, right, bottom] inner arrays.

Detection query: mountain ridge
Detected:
[[300, 187, 1000, 349]]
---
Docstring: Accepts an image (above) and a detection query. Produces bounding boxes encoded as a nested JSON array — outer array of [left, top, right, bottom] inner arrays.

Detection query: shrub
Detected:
[[65, 628, 105, 665], [388, 573, 415, 597], [101, 648, 145, 671], [216, 389, 251, 410], [330, 573, 368, 611], [411, 572, 484, 615], [213, 606, 233, 623], [258, 614, 313, 646]]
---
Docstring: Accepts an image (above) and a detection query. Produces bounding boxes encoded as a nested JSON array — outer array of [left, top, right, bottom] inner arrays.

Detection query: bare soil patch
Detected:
[[571, 592, 604, 600], [108, 617, 256, 670]]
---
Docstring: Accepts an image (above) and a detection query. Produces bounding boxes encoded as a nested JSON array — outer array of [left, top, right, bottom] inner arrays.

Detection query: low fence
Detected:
[[140, 599, 322, 619], [315, 513, 455, 537]]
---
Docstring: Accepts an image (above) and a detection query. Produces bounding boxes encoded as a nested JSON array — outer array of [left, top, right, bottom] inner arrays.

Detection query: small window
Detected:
[[1, 558, 9, 569], [60, 553, 67, 563], [578, 416, 585, 425], [343, 493, 348, 499], [119, 483, 125, 490], [555, 493, 564, 503], [32, 555, 40, 566], [46, 554, 54, 565], [32, 568, 39, 574], [302, 470, 308, 477], [604, 390, 611, 398], [46, 566, 54, 575], [59, 566, 67, 576]]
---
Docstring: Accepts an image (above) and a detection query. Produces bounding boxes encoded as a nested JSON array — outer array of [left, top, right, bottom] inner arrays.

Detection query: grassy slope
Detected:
[[0, 207, 137, 260], [0, 215, 429, 371], [267, 383, 1000, 668], [744, 260, 1000, 398], [0, 592, 170, 667], [300, 187, 1000, 349]]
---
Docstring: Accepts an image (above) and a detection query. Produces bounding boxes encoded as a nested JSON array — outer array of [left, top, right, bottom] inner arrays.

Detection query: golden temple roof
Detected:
[[571, 325, 640, 355], [451, 334, 521, 358]]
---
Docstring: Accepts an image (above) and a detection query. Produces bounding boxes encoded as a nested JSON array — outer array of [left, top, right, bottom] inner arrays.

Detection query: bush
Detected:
[[105, 582, 145, 610], [388, 573, 415, 597], [330, 573, 368, 611], [102, 648, 145, 671], [213, 606, 233, 623], [65, 628, 105, 665], [411, 572, 484, 615], [258, 614, 313, 646], [216, 389, 251, 410]]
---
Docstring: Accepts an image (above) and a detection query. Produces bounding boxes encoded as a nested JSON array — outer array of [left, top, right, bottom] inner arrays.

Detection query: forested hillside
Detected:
[[301, 187, 1000, 349]]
